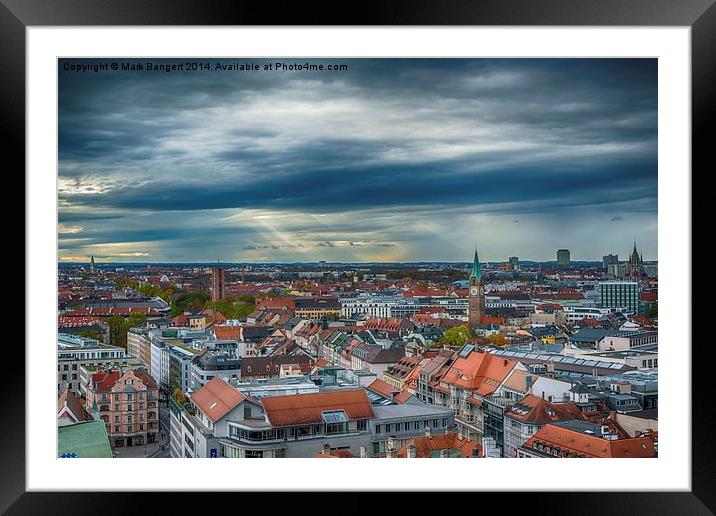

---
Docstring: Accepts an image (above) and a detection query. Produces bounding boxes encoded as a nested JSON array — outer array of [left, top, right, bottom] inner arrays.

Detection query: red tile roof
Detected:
[[441, 351, 516, 394], [392, 390, 414, 404], [190, 377, 246, 423], [213, 325, 243, 340], [396, 432, 482, 458], [171, 313, 190, 326], [58, 388, 92, 422], [504, 395, 583, 425], [315, 449, 355, 458], [90, 371, 122, 392], [364, 317, 414, 333], [524, 424, 657, 458], [366, 379, 401, 398], [261, 389, 374, 427], [57, 316, 106, 327]]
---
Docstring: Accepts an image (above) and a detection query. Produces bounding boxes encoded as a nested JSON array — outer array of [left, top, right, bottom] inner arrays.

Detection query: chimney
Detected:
[[407, 444, 416, 459], [425, 426, 432, 438], [322, 443, 330, 455], [359, 445, 367, 458], [440, 448, 449, 458], [457, 428, 463, 441]]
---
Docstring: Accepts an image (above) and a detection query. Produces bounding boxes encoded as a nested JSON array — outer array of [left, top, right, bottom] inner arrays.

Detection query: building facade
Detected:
[[599, 281, 640, 314], [57, 333, 132, 395], [86, 368, 160, 449], [557, 249, 570, 268], [211, 266, 226, 302]]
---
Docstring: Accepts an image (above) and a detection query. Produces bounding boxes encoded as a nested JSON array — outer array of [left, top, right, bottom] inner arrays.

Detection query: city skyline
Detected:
[[59, 58, 658, 263]]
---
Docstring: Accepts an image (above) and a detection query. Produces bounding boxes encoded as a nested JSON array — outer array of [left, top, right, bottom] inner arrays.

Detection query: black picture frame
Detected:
[[5, 0, 709, 513]]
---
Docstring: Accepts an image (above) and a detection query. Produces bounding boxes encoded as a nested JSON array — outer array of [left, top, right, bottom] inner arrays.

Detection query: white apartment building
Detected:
[[57, 333, 131, 395], [561, 305, 620, 323], [340, 295, 468, 318]]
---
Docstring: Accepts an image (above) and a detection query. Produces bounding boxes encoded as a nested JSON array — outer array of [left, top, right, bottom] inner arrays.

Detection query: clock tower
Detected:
[[468, 247, 485, 327]]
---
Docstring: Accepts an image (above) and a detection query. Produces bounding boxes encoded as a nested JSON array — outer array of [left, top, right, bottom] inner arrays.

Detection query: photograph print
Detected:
[[57, 58, 658, 460]]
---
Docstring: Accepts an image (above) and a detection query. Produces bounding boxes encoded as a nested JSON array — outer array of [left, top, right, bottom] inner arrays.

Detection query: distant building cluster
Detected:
[[56, 241, 657, 458]]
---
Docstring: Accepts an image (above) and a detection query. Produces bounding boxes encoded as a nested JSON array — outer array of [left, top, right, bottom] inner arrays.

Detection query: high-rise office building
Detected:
[[211, 267, 226, 302], [557, 249, 570, 268], [599, 281, 640, 314], [508, 256, 520, 272], [602, 254, 619, 270]]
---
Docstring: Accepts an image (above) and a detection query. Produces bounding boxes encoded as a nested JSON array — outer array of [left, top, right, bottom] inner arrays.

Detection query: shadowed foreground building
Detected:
[[169, 376, 453, 458]]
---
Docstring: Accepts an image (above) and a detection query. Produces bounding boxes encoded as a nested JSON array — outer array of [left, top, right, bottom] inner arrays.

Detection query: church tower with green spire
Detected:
[[468, 246, 485, 327]]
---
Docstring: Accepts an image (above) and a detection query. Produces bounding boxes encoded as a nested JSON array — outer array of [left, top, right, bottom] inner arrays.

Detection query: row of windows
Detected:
[[112, 424, 147, 433], [374, 418, 447, 434]]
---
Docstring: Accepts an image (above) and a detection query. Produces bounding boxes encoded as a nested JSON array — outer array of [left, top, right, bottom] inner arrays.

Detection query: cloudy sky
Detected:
[[58, 58, 657, 263]]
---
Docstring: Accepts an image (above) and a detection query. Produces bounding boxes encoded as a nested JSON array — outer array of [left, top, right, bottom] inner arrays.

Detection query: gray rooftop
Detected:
[[371, 403, 452, 422]]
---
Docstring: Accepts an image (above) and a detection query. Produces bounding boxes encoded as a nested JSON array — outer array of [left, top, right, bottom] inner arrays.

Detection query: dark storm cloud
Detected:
[[58, 58, 657, 261]]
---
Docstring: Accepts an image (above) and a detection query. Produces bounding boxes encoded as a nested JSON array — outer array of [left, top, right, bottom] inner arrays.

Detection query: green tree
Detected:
[[172, 388, 187, 405], [648, 302, 658, 318], [107, 313, 147, 349], [76, 328, 103, 341], [170, 292, 210, 316], [487, 333, 509, 346], [438, 325, 473, 347], [107, 316, 127, 348]]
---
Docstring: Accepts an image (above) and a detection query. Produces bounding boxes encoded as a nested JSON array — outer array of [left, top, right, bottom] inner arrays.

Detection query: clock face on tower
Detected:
[[470, 287, 478, 296]]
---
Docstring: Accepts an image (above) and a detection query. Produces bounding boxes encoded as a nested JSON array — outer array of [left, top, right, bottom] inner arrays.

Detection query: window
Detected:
[[357, 420, 367, 431], [375, 425, 381, 434]]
